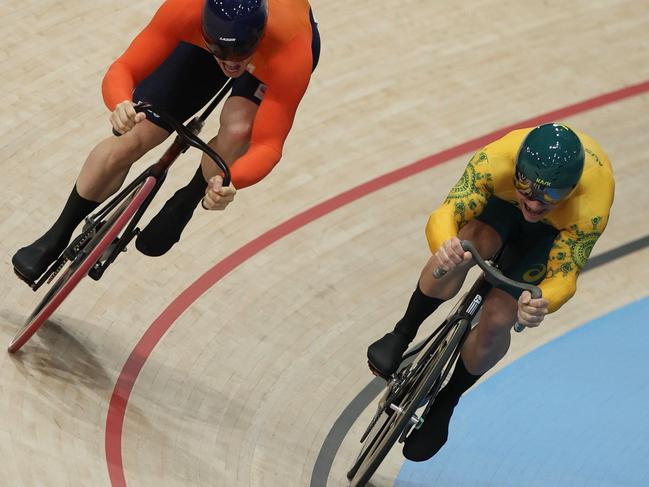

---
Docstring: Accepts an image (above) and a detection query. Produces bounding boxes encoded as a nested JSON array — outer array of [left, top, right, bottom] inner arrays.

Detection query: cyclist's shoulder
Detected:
[[488, 127, 532, 151], [574, 129, 614, 177], [569, 129, 614, 211], [158, 0, 202, 13], [152, 0, 201, 30], [266, 0, 312, 34], [472, 128, 530, 185], [551, 177, 614, 234], [254, 0, 312, 76], [480, 127, 531, 166]]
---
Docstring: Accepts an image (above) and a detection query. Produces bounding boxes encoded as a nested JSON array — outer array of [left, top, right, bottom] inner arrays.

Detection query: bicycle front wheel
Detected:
[[8, 177, 156, 353], [347, 317, 469, 487]]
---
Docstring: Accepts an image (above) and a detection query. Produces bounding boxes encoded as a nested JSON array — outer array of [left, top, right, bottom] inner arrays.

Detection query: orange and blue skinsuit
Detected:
[[102, 0, 315, 189]]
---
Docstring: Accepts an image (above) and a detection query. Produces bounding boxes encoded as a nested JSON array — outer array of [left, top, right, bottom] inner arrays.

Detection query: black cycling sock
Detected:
[[439, 355, 482, 403], [13, 185, 100, 280], [402, 357, 481, 462], [46, 184, 100, 244], [393, 283, 444, 341], [134, 166, 208, 257], [402, 391, 456, 462], [178, 165, 208, 208]]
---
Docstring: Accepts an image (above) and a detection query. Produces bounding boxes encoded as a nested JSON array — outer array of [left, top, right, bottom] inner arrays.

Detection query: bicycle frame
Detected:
[[29, 79, 234, 290], [408, 274, 493, 423], [9, 82, 235, 353], [402, 273, 493, 365], [348, 241, 543, 485]]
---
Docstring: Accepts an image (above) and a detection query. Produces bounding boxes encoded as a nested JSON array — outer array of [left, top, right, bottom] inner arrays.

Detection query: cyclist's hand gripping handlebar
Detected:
[[112, 103, 231, 186], [433, 240, 542, 333]]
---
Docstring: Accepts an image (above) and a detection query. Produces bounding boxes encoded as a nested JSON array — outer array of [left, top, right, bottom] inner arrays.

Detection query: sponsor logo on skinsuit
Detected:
[[523, 264, 547, 283]]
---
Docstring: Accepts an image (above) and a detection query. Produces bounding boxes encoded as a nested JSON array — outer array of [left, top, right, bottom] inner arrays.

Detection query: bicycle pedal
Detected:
[[367, 361, 390, 380], [389, 404, 423, 427], [88, 263, 103, 281], [411, 414, 424, 429], [13, 267, 35, 288]]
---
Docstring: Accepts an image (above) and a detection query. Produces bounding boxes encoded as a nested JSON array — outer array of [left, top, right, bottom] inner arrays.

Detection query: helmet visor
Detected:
[[202, 25, 262, 62], [514, 170, 574, 205], [204, 39, 258, 61]]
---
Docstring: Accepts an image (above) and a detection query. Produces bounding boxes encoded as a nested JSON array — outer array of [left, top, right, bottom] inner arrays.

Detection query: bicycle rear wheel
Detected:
[[8, 176, 156, 353], [347, 317, 469, 487]]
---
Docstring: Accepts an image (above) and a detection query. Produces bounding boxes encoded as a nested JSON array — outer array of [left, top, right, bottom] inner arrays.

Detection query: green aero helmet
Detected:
[[514, 123, 585, 204]]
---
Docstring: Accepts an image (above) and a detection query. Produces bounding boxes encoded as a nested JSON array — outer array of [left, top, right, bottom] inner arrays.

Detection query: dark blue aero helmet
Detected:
[[202, 0, 268, 61]]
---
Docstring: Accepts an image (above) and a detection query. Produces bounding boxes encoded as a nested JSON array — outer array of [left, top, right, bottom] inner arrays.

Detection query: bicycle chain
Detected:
[[46, 227, 97, 284], [46, 259, 67, 284]]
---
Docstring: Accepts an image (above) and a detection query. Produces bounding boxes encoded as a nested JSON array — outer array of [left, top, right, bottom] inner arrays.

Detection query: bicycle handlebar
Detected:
[[433, 240, 542, 333], [112, 102, 231, 186]]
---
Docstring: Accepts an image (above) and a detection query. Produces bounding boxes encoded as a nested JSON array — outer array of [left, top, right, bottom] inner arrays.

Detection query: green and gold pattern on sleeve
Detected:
[[541, 215, 608, 312], [547, 217, 603, 277], [539, 128, 614, 312], [444, 150, 494, 230], [426, 147, 497, 253]]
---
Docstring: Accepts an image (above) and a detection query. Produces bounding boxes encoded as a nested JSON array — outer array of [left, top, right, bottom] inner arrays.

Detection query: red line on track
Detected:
[[105, 79, 649, 486]]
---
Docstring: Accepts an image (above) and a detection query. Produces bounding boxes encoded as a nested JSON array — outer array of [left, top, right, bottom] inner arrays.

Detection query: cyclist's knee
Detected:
[[478, 290, 517, 337], [217, 97, 256, 152], [218, 118, 252, 151], [458, 220, 502, 259], [422, 252, 473, 292], [105, 139, 139, 170], [106, 122, 167, 170]]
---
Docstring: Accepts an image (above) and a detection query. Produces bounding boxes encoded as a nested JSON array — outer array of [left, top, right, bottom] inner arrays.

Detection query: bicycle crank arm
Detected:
[[389, 404, 424, 429]]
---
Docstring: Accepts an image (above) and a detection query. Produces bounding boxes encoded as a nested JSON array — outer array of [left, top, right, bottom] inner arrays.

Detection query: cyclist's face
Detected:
[[214, 56, 252, 78], [515, 190, 557, 222]]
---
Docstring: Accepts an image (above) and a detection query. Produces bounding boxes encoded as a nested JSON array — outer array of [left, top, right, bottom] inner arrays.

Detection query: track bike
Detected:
[[346, 240, 541, 486], [9, 80, 233, 353]]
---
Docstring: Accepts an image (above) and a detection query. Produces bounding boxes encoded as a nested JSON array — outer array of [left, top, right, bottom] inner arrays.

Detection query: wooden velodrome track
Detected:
[[2, 1, 648, 486]]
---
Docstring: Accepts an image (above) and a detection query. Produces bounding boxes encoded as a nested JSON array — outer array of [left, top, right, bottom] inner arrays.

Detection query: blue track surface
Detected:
[[395, 296, 649, 487]]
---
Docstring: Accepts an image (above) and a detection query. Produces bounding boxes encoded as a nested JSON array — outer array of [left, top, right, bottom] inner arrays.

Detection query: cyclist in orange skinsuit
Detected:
[[13, 0, 320, 281]]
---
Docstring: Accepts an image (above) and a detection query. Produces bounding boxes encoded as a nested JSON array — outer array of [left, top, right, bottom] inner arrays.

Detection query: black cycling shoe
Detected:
[[367, 332, 411, 378], [12, 232, 69, 285], [402, 393, 458, 462], [135, 191, 198, 257]]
